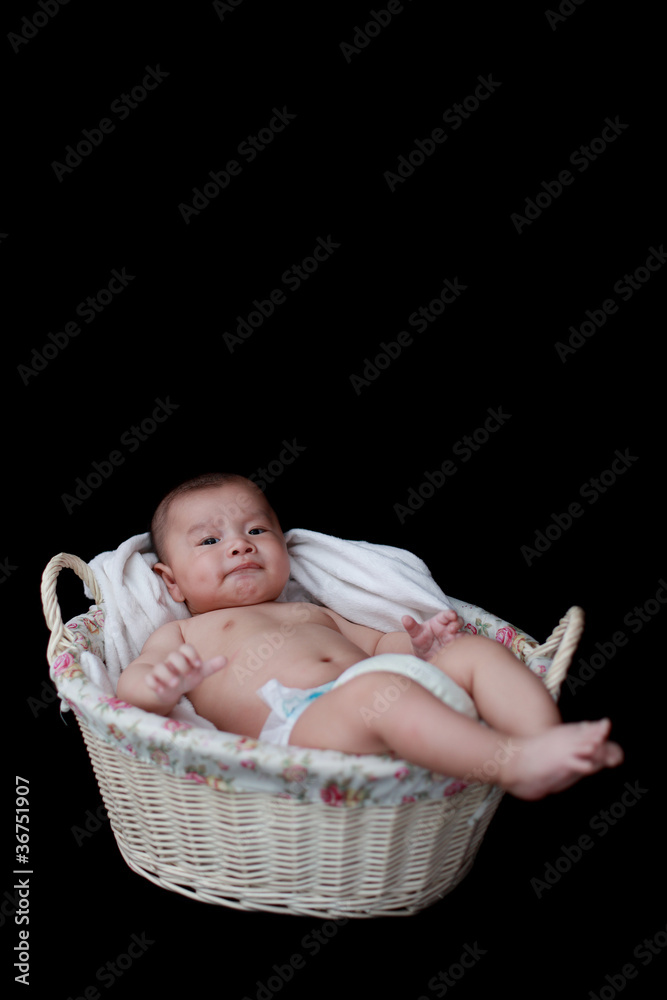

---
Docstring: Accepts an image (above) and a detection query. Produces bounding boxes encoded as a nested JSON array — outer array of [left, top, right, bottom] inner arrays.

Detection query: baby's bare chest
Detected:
[[180, 602, 335, 658]]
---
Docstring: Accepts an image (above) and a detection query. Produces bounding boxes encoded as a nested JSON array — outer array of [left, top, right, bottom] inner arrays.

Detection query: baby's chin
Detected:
[[186, 587, 286, 614], [229, 575, 285, 602]]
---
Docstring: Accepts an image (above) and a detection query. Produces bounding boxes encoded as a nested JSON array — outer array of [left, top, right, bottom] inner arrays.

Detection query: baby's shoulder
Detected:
[[145, 618, 186, 647]]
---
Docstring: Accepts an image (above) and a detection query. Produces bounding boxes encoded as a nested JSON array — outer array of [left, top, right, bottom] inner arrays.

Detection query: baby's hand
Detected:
[[401, 610, 464, 661], [144, 644, 227, 703]]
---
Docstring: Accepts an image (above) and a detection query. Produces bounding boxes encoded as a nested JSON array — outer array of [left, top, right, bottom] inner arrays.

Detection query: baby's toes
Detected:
[[574, 719, 611, 749], [594, 741, 624, 768]]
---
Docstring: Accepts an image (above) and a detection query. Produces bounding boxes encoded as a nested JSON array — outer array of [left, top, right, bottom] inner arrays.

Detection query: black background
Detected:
[[3, 1, 665, 997]]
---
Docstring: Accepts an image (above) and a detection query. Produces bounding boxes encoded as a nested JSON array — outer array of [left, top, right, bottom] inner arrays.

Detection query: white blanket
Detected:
[[282, 528, 454, 629], [78, 528, 454, 726], [84, 533, 190, 689]]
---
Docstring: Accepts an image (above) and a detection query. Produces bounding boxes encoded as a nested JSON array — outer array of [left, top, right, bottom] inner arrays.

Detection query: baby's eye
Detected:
[[248, 528, 265, 535], [201, 537, 219, 545]]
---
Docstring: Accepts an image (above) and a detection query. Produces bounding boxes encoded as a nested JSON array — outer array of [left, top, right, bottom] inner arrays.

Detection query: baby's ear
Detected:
[[153, 562, 186, 603]]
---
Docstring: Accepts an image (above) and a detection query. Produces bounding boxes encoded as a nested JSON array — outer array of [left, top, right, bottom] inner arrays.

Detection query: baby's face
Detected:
[[155, 483, 290, 614]]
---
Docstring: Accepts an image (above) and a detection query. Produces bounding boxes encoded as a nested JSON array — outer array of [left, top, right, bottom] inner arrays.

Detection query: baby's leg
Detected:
[[289, 672, 489, 761], [425, 633, 562, 737], [287, 671, 623, 800]]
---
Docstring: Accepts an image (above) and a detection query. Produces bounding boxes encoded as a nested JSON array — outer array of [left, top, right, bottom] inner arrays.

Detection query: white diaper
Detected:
[[257, 653, 478, 747], [256, 678, 337, 746]]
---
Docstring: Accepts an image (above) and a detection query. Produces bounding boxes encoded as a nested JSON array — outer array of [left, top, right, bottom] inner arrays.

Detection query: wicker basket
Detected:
[[41, 552, 582, 918]]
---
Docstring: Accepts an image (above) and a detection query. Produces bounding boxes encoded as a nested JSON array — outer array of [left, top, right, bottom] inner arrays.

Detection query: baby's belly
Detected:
[[188, 633, 368, 736]]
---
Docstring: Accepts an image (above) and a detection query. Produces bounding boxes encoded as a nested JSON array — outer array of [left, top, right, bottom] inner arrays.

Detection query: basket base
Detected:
[[114, 829, 491, 918], [78, 717, 505, 918]]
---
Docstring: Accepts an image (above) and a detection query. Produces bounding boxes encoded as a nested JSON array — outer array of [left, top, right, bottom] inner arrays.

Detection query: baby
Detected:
[[117, 472, 623, 800]]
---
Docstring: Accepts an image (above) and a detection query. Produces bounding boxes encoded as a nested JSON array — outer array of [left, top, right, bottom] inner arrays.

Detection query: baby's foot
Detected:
[[402, 610, 464, 660], [498, 719, 624, 800]]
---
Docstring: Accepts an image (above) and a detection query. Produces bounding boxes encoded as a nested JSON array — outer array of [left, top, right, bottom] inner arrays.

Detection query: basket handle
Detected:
[[41, 553, 103, 663], [526, 605, 584, 699]]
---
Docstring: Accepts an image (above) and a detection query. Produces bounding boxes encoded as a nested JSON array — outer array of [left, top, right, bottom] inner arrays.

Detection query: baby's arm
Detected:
[[324, 607, 463, 660], [116, 621, 226, 716], [322, 608, 412, 656]]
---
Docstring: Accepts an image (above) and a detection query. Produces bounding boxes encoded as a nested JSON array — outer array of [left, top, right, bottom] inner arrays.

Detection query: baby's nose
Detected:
[[229, 539, 255, 555]]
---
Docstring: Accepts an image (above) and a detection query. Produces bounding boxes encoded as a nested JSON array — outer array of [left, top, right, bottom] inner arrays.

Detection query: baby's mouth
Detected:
[[227, 562, 262, 575]]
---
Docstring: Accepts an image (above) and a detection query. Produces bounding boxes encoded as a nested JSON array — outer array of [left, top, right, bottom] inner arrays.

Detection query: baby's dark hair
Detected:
[[150, 472, 264, 562]]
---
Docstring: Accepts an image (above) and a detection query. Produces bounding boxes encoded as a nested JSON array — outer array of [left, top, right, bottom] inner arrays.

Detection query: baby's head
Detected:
[[151, 473, 290, 615]]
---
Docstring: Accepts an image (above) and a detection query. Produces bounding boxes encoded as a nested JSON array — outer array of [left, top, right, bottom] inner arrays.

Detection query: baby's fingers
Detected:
[[148, 661, 185, 690], [174, 644, 202, 670], [148, 646, 199, 690], [201, 655, 227, 679], [435, 609, 458, 625], [164, 644, 203, 678], [145, 663, 178, 692]]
